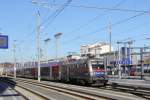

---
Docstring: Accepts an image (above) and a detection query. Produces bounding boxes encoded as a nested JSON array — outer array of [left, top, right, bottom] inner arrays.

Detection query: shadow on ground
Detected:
[[0, 77, 16, 95]]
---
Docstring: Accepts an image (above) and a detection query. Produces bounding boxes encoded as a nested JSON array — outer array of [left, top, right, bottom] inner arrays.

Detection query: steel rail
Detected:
[[0, 78, 28, 100], [2, 78, 51, 100], [3, 77, 149, 100], [104, 83, 150, 99], [13, 79, 110, 100]]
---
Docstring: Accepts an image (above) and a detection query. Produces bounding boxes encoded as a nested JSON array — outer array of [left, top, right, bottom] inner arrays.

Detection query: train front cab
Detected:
[[89, 59, 108, 86], [60, 59, 92, 85]]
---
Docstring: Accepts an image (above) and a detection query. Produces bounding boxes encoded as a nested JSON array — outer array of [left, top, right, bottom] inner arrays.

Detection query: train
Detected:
[[143, 64, 150, 80], [5, 57, 108, 86], [130, 64, 150, 77]]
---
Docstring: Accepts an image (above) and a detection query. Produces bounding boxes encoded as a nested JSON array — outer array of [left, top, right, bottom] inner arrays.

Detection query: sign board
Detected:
[[111, 58, 132, 65], [116, 58, 132, 65], [121, 47, 131, 60], [0, 35, 8, 49]]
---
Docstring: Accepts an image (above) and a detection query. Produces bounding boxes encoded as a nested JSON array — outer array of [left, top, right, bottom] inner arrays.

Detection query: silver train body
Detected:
[[5, 58, 108, 86]]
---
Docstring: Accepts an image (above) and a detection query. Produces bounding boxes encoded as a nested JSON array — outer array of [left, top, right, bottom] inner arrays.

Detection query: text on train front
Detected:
[[91, 60, 106, 78]]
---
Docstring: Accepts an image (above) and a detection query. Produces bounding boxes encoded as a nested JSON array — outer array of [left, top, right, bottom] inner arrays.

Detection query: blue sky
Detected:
[[0, 0, 150, 62]]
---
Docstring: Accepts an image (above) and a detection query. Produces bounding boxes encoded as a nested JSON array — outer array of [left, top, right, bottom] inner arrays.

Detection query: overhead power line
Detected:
[[17, 0, 72, 47], [63, 10, 150, 45], [53, 3, 150, 14], [41, 0, 72, 32], [67, 0, 126, 38], [26, 0, 125, 50], [113, 0, 126, 8]]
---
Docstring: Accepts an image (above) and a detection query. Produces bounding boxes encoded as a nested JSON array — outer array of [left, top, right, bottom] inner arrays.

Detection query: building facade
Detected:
[[80, 42, 112, 58]]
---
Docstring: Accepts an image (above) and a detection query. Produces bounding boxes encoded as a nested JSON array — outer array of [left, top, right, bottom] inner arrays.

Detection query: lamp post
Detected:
[[140, 48, 144, 80], [31, 0, 42, 82], [44, 38, 51, 80], [37, 11, 41, 82], [54, 33, 62, 61], [13, 40, 17, 78], [117, 41, 122, 79], [108, 22, 112, 53], [44, 38, 50, 63], [54, 33, 62, 80]]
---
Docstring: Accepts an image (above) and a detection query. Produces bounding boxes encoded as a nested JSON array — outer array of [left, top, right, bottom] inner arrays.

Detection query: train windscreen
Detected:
[[91, 60, 105, 77], [92, 64, 104, 70], [91, 60, 104, 70]]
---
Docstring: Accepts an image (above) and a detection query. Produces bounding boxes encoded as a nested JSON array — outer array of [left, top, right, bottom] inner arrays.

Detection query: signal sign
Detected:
[[0, 35, 8, 49], [115, 58, 132, 65]]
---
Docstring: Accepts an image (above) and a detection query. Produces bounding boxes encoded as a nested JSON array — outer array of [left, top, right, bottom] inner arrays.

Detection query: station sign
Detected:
[[110, 58, 132, 65], [116, 58, 132, 65], [0, 35, 8, 49]]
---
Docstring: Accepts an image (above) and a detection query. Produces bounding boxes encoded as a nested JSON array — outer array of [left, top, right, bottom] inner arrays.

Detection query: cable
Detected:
[[17, 0, 72, 48], [52, 3, 150, 14], [20, 0, 148, 46], [17, 1, 150, 59], [41, 0, 72, 32], [65, 0, 126, 39], [15, 0, 72, 61], [113, 0, 126, 8], [63, 11, 149, 45]]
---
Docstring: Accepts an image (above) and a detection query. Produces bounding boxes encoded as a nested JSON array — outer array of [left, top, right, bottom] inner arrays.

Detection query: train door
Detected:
[[52, 65, 59, 80]]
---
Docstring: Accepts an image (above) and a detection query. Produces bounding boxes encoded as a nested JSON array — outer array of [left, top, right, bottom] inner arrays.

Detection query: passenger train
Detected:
[[5, 57, 108, 86], [129, 64, 150, 79], [143, 64, 150, 80]]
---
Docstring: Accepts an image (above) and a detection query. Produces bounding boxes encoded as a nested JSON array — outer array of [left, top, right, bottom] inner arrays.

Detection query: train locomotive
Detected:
[[61, 58, 108, 85], [5, 57, 108, 86]]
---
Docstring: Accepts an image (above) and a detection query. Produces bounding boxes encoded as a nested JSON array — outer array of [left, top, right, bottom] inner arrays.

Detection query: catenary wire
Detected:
[[62, 11, 150, 45], [64, 0, 126, 40]]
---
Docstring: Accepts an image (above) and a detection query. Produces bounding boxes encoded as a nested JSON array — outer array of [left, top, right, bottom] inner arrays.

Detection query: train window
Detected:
[[81, 63, 84, 68], [71, 64, 73, 68], [79, 63, 82, 68], [70, 64, 73, 68], [83, 63, 86, 68], [74, 64, 76, 69], [73, 64, 76, 69], [84, 63, 87, 68], [92, 64, 104, 69], [76, 64, 79, 68], [77, 64, 78, 68], [80, 63, 83, 68], [137, 67, 141, 72]]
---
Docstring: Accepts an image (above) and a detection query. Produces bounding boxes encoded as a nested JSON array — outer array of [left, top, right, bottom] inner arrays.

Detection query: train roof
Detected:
[[21, 61, 61, 68], [41, 61, 61, 67]]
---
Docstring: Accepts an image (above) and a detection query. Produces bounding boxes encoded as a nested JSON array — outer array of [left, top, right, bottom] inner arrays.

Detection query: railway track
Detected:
[[0, 78, 28, 100], [2, 77, 148, 100], [98, 86, 150, 100], [1, 78, 51, 100], [12, 84, 52, 100], [14, 80, 110, 100], [3, 77, 110, 100], [105, 82, 150, 99]]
